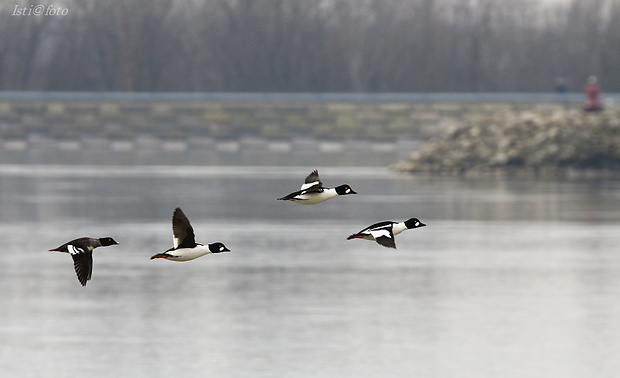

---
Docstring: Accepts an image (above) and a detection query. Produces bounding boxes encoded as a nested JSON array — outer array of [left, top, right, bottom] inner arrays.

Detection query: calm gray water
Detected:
[[1, 165, 620, 378]]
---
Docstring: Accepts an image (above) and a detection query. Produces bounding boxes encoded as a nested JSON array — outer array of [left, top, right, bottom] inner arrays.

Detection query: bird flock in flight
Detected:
[[49, 169, 426, 286]]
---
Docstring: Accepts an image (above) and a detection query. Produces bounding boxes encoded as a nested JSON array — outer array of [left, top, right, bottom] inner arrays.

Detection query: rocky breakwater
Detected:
[[392, 109, 620, 175]]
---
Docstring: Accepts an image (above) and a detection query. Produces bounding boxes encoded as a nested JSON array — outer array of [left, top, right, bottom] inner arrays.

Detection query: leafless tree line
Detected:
[[1, 0, 618, 92]]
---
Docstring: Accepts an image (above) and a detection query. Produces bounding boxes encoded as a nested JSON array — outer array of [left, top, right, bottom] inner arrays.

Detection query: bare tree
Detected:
[[1, 0, 618, 92]]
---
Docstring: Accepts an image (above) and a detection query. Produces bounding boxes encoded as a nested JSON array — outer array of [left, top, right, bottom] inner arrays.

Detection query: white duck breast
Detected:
[[291, 187, 339, 205], [161, 244, 212, 262], [391, 222, 408, 236]]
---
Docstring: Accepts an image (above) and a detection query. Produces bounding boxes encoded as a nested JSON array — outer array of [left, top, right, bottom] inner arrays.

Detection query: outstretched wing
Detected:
[[172, 207, 196, 249], [369, 227, 396, 249], [68, 244, 93, 286], [300, 170, 323, 193]]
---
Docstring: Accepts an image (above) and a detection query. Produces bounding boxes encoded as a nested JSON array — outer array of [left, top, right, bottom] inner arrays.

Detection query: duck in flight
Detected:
[[347, 218, 426, 249], [49, 237, 118, 286], [150, 207, 230, 262], [277, 169, 356, 205]]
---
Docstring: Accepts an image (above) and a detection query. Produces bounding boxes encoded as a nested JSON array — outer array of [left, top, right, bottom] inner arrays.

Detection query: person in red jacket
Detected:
[[584, 75, 603, 112]]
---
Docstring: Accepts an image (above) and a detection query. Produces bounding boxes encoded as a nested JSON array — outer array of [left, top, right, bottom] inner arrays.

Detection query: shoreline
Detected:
[[393, 109, 620, 177]]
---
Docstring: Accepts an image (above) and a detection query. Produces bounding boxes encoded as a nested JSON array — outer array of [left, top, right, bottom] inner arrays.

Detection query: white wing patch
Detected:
[[369, 228, 392, 240], [301, 181, 320, 191], [67, 244, 83, 256]]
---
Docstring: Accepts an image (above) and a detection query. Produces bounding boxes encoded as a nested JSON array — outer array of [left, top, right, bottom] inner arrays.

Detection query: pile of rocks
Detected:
[[392, 109, 620, 174]]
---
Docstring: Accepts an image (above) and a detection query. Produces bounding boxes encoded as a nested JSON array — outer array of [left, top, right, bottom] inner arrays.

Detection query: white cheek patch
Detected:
[[414, 221, 420, 227], [219, 246, 225, 251], [345, 188, 351, 193]]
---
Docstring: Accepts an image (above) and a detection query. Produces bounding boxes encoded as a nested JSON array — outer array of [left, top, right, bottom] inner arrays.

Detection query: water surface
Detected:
[[1, 165, 619, 377]]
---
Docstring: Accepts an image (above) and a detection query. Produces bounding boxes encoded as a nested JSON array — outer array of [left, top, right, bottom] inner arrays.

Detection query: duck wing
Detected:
[[68, 244, 93, 286], [172, 207, 197, 249], [368, 222, 397, 249], [370, 229, 396, 249], [300, 169, 323, 193]]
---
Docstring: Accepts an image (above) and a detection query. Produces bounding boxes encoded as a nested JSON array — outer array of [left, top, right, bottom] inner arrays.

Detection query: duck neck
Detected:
[[392, 222, 407, 235]]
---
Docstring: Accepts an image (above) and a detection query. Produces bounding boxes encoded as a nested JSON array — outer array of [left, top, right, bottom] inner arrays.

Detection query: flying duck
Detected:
[[347, 218, 426, 249], [150, 207, 230, 262], [277, 169, 356, 204], [49, 237, 119, 286]]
